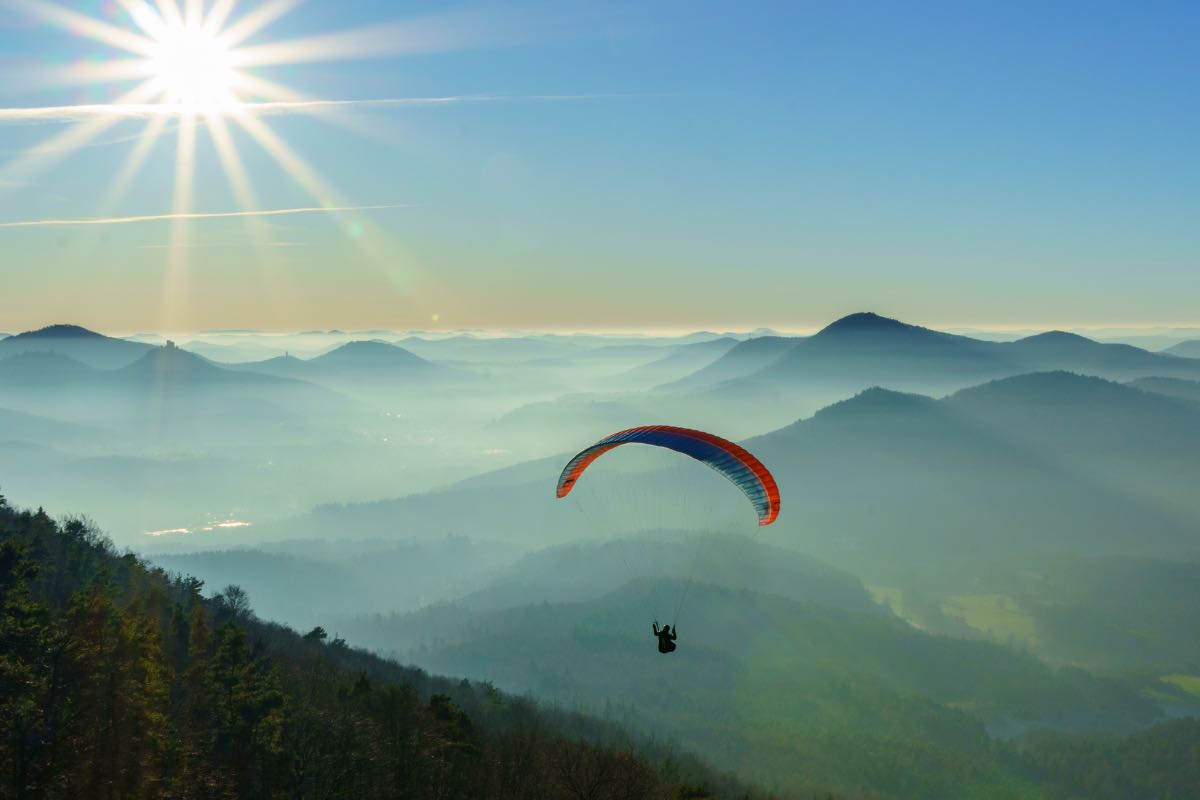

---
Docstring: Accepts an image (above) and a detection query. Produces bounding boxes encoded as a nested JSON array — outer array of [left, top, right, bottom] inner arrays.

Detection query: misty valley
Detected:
[[4, 314, 1200, 798]]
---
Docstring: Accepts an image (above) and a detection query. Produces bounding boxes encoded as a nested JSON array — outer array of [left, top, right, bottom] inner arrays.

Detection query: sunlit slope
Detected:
[[344, 574, 1158, 798], [998, 556, 1200, 673]]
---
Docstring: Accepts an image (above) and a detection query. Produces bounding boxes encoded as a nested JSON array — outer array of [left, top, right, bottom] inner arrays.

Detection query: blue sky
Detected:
[[0, 0, 1196, 332]]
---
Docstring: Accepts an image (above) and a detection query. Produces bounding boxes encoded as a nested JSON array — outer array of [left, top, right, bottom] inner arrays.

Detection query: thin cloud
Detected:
[[0, 94, 615, 124], [0, 204, 413, 228], [137, 241, 307, 249]]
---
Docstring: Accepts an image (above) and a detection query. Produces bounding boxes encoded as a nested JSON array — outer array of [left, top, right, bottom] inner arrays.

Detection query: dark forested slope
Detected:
[[0, 494, 762, 800]]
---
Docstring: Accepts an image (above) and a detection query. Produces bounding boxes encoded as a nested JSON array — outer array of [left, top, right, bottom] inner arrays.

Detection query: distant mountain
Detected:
[[612, 337, 738, 387], [745, 312, 1008, 392], [0, 343, 349, 444], [226, 353, 311, 379], [179, 338, 284, 364], [667, 312, 1200, 395], [397, 335, 583, 363], [312, 339, 435, 370], [749, 371, 1200, 556], [0, 323, 153, 368], [1002, 331, 1200, 379], [1129, 376, 1200, 404], [658, 335, 797, 389], [488, 396, 652, 444], [231, 340, 455, 385], [119, 341, 233, 381], [298, 371, 1200, 576], [1164, 339, 1200, 358]]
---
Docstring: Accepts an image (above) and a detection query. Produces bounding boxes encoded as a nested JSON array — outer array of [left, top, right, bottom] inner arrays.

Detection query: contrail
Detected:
[[0, 204, 414, 228], [0, 94, 614, 124]]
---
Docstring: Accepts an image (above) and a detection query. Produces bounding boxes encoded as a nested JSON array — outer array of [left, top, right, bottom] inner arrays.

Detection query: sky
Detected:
[[0, 0, 1197, 333]]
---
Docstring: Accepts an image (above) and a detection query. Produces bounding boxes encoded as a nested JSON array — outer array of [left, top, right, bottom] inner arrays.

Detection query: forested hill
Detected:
[[0, 494, 762, 800], [6, 494, 1200, 799]]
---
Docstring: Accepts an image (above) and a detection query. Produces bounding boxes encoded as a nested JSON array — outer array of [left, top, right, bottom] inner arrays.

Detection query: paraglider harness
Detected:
[[652, 620, 677, 654]]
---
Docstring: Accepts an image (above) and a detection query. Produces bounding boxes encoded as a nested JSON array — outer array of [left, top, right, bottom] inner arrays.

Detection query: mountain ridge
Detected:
[[0, 323, 154, 368]]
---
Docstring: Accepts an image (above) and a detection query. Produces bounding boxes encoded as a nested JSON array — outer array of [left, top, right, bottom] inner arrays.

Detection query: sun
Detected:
[[2, 0, 454, 278], [148, 22, 239, 113]]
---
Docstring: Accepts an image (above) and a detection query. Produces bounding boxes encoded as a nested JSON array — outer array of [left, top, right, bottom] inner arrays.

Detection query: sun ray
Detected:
[[227, 71, 309, 104], [114, 0, 168, 41], [217, 0, 299, 50], [234, 111, 342, 207], [205, 112, 258, 209], [227, 71, 392, 141], [228, 25, 428, 68], [172, 114, 197, 219], [203, 107, 299, 333], [19, 58, 153, 90], [202, 0, 239, 37], [226, 7, 515, 69], [154, 0, 183, 28], [101, 114, 171, 211], [162, 110, 197, 329], [18, 0, 157, 57]]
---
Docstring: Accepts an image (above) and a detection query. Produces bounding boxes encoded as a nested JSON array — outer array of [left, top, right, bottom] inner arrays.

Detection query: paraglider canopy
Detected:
[[555, 425, 780, 525]]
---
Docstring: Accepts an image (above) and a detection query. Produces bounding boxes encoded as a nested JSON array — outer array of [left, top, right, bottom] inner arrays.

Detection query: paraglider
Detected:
[[555, 425, 781, 526], [556, 425, 781, 653], [653, 621, 677, 654]]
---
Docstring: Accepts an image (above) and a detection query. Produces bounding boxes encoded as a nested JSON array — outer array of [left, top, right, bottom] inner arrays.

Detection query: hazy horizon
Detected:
[[8, 316, 1200, 341]]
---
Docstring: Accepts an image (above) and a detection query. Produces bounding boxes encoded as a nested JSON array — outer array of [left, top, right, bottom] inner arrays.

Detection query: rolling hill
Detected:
[[659, 335, 797, 390], [292, 370, 1200, 566], [1164, 339, 1200, 358], [0, 323, 153, 368], [611, 337, 739, 388], [230, 339, 459, 386], [0, 343, 351, 443], [340, 562, 1162, 798], [1130, 376, 1200, 404]]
